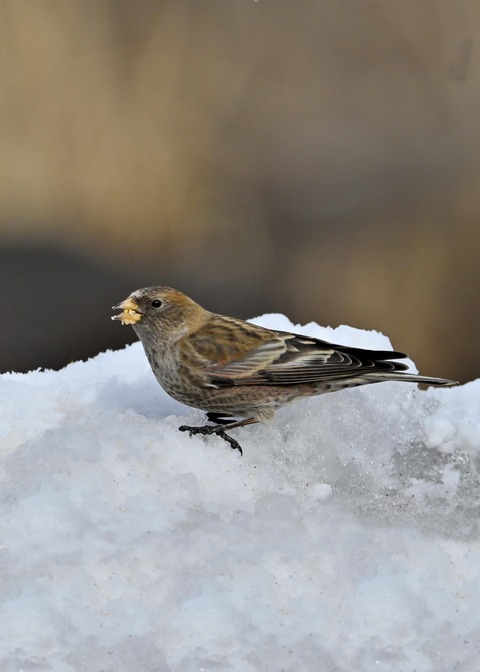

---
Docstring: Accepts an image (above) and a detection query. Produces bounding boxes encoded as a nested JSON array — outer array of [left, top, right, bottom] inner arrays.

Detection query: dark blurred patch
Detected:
[[0, 244, 144, 373]]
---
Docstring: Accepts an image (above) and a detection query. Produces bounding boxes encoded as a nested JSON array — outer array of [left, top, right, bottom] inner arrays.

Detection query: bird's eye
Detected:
[[151, 299, 163, 308]]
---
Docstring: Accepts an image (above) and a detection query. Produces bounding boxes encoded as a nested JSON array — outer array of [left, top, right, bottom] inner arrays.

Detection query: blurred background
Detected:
[[1, 0, 479, 382]]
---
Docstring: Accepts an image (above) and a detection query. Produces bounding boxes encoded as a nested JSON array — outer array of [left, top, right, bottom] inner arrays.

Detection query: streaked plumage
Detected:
[[112, 287, 456, 453]]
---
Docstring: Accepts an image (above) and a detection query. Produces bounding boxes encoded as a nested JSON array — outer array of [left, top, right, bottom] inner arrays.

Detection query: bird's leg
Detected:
[[178, 416, 258, 455]]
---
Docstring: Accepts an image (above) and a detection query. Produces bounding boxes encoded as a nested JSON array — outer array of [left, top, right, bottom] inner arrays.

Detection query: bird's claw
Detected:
[[178, 424, 243, 455]]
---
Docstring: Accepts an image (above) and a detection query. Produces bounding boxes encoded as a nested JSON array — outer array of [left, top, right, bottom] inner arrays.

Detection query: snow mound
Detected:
[[1, 315, 479, 672]]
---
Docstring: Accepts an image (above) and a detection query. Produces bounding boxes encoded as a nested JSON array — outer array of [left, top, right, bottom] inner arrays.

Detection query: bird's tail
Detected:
[[370, 373, 457, 387]]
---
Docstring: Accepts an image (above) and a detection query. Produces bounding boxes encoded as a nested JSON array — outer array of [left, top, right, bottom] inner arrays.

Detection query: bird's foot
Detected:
[[179, 423, 243, 455]]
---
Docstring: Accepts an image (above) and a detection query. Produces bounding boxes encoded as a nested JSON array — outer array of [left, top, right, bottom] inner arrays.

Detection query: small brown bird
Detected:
[[112, 287, 456, 454]]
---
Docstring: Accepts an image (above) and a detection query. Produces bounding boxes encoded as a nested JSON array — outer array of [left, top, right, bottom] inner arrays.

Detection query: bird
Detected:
[[112, 286, 456, 454]]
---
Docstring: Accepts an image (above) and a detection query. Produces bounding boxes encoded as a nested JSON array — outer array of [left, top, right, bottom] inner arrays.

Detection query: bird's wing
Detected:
[[184, 316, 285, 378], [185, 317, 409, 387], [247, 332, 409, 384]]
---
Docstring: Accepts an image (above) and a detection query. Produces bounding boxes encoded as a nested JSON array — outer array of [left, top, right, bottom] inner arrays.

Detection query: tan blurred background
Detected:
[[1, 0, 479, 382]]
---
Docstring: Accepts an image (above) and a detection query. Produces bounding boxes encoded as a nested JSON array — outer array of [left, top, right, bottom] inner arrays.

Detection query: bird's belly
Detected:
[[155, 368, 308, 417]]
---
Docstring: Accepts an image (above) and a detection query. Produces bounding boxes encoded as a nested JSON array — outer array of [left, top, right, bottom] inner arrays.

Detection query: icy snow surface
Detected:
[[1, 314, 479, 672]]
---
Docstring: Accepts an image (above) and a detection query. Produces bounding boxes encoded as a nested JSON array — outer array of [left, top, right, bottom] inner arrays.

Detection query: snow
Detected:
[[1, 314, 479, 672]]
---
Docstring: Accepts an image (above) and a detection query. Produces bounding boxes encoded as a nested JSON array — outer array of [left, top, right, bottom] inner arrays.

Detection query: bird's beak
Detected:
[[111, 297, 144, 325]]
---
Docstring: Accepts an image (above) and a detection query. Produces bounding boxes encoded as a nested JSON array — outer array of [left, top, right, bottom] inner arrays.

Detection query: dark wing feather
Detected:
[[200, 325, 409, 387]]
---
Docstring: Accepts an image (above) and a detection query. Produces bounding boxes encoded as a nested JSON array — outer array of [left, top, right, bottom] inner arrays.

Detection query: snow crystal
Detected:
[[0, 314, 479, 671]]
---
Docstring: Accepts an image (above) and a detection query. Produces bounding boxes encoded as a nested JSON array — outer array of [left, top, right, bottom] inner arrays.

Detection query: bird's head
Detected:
[[112, 287, 209, 346]]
